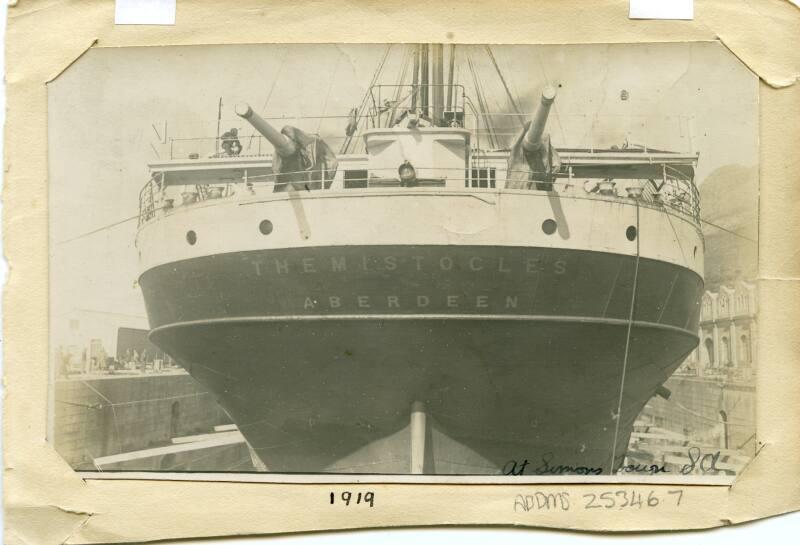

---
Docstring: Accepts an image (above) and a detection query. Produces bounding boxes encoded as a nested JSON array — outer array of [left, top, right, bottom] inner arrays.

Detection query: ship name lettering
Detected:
[[258, 255, 567, 274], [302, 294, 526, 310], [302, 257, 317, 273], [469, 257, 483, 271], [526, 258, 543, 273], [498, 257, 511, 273], [275, 258, 289, 274]]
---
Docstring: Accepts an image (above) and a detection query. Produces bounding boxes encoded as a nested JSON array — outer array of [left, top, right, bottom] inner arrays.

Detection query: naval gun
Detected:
[[235, 103, 297, 157], [506, 86, 560, 189], [235, 103, 338, 191], [522, 85, 557, 152]]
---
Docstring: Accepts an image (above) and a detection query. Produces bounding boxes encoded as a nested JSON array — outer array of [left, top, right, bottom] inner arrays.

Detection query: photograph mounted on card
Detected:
[[48, 41, 758, 484]]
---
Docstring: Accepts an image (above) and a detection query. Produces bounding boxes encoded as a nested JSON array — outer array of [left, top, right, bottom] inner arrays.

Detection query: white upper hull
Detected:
[[136, 188, 703, 279]]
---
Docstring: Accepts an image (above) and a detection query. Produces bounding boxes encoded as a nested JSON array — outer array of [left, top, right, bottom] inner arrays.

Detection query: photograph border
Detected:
[[4, 1, 800, 542]]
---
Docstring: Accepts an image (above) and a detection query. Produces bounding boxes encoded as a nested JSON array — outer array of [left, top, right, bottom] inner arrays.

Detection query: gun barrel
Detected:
[[522, 86, 557, 152], [235, 103, 297, 157]]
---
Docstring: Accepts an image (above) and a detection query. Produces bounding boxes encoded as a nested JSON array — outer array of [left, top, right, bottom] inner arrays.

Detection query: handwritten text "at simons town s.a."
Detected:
[[503, 448, 727, 477]]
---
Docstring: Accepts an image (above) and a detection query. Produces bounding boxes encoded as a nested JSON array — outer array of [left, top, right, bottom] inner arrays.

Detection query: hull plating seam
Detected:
[[149, 314, 699, 338]]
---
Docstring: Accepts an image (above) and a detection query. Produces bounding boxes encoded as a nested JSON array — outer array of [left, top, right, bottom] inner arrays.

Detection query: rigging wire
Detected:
[[56, 213, 141, 245], [340, 44, 393, 155], [316, 55, 342, 133], [484, 45, 526, 127], [72, 308, 147, 319], [466, 52, 498, 149], [81, 379, 123, 454], [463, 97, 484, 154], [387, 47, 413, 126], [245, 49, 289, 151], [700, 218, 757, 244], [261, 49, 289, 112], [608, 201, 641, 474]]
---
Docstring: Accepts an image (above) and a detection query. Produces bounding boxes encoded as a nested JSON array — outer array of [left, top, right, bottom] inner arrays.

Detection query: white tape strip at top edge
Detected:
[[630, 0, 694, 20], [114, 1, 694, 26], [115, 0, 176, 25]]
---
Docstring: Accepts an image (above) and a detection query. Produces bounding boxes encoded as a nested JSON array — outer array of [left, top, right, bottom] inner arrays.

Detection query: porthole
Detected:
[[186, 230, 197, 245], [542, 219, 557, 235], [626, 226, 637, 241], [259, 219, 274, 235]]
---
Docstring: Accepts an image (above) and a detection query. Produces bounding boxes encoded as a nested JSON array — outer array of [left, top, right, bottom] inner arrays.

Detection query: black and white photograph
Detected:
[[48, 42, 758, 479]]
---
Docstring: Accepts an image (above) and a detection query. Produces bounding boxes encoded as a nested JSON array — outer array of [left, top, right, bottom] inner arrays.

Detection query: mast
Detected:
[[215, 97, 223, 155], [446, 44, 456, 116], [420, 44, 429, 117], [431, 44, 444, 126], [411, 44, 420, 112]]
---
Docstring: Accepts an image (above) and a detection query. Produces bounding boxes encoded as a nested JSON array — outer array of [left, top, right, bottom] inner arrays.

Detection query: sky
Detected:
[[47, 42, 758, 353]]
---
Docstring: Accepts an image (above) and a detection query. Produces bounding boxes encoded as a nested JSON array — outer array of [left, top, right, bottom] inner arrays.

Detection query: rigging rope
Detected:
[[340, 44, 393, 155], [245, 49, 289, 151], [316, 55, 342, 133], [700, 218, 758, 244], [56, 213, 141, 245], [484, 45, 526, 127], [608, 200, 641, 474], [466, 53, 498, 149], [387, 47, 413, 126]]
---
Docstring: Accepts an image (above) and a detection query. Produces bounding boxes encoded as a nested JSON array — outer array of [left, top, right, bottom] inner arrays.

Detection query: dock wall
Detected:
[[53, 372, 232, 469], [641, 375, 756, 454]]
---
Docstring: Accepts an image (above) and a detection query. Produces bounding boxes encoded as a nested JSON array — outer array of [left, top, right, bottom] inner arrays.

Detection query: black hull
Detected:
[[140, 245, 702, 474]]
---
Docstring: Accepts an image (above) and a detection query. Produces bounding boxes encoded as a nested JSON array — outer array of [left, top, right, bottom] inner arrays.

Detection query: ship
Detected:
[[135, 44, 704, 474]]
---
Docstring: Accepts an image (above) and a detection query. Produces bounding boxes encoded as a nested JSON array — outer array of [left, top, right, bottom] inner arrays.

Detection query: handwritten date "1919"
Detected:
[[329, 491, 375, 507]]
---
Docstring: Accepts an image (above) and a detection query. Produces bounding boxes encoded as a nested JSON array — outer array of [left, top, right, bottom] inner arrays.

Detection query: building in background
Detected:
[[628, 165, 758, 473], [678, 281, 757, 382]]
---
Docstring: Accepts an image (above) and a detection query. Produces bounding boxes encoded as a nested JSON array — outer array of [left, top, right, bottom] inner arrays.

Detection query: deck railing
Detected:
[[138, 178, 157, 227], [138, 166, 700, 228], [159, 134, 349, 160]]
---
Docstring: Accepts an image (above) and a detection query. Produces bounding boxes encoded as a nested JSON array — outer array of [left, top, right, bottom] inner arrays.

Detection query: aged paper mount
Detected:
[[4, 1, 800, 544]]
